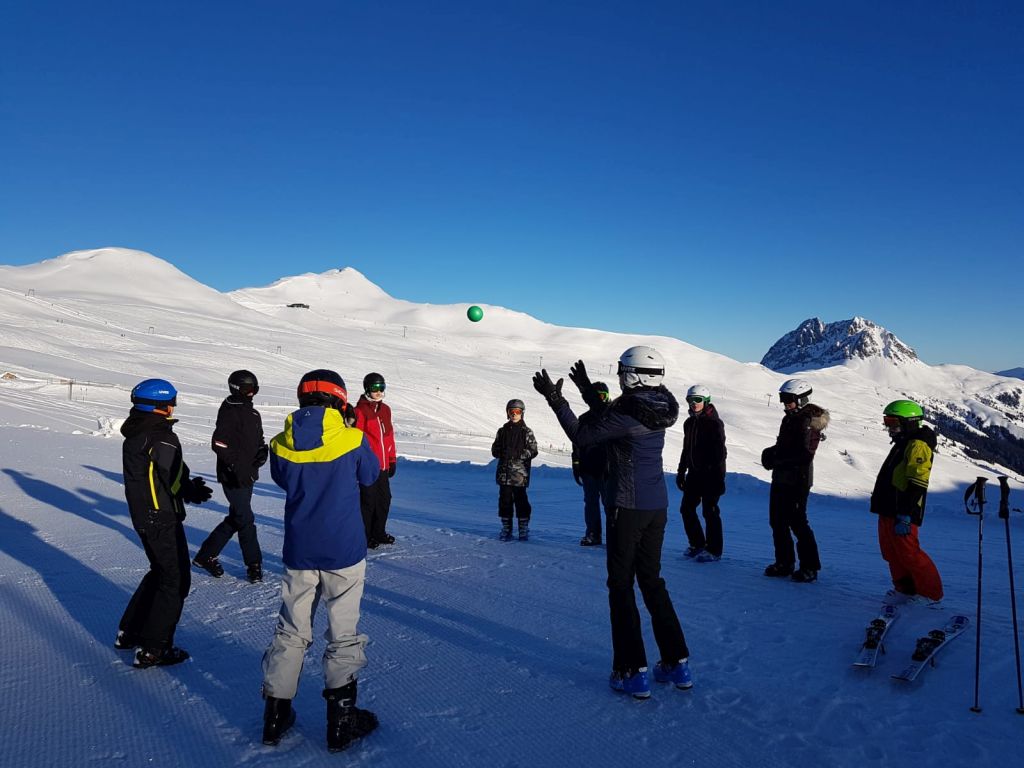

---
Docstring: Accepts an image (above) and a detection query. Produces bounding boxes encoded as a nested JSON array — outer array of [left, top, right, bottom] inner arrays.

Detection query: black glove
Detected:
[[675, 472, 685, 491], [573, 468, 583, 486], [569, 360, 592, 394], [255, 443, 269, 468], [760, 446, 776, 471], [532, 369, 566, 408], [181, 477, 213, 505], [388, 463, 396, 478]]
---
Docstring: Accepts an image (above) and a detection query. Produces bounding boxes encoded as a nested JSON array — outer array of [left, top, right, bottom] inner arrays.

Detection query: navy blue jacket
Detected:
[[553, 385, 679, 510]]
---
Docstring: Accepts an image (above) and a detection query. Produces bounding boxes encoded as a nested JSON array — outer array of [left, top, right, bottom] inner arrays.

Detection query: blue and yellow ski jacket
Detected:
[[270, 405, 381, 570]]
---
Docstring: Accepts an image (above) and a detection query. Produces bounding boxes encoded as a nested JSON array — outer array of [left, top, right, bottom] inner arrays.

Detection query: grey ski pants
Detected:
[[261, 561, 368, 699]]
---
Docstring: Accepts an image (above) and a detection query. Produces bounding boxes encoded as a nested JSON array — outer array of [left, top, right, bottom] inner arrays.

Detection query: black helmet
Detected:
[[592, 381, 610, 402], [297, 369, 348, 410], [363, 372, 386, 395], [228, 369, 259, 396], [506, 398, 525, 413]]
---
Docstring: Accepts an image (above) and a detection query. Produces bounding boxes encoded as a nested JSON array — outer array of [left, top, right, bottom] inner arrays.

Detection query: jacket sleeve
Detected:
[[491, 428, 503, 458], [557, 401, 641, 449], [710, 418, 727, 469], [150, 437, 187, 498], [524, 427, 538, 460], [357, 435, 382, 486], [384, 406, 397, 466], [211, 405, 241, 470]]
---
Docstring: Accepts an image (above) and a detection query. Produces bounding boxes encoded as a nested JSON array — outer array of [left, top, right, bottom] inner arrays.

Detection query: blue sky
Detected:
[[2, 1, 1021, 371]]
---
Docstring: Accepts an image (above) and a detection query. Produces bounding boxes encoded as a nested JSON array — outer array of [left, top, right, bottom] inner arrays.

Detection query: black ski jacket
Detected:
[[676, 403, 727, 496], [121, 409, 193, 528], [492, 420, 539, 487], [554, 385, 679, 510], [763, 403, 829, 490], [211, 395, 268, 488]]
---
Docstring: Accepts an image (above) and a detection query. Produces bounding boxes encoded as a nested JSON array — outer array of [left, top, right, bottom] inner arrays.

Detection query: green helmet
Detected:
[[883, 400, 924, 419]]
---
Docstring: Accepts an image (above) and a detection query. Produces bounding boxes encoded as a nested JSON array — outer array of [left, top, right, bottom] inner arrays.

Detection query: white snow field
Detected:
[[0, 248, 1021, 767]]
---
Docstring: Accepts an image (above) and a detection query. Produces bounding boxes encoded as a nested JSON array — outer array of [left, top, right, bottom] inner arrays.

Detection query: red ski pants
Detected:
[[877, 517, 943, 600]]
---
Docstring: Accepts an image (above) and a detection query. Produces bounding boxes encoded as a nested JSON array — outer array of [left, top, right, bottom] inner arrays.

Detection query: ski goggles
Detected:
[[883, 415, 902, 428], [779, 392, 800, 405], [367, 382, 386, 392], [507, 407, 523, 415], [686, 396, 706, 405], [596, 391, 611, 402]]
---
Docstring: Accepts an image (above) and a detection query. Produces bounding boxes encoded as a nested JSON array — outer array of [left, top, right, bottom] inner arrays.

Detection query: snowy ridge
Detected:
[[761, 316, 919, 372]]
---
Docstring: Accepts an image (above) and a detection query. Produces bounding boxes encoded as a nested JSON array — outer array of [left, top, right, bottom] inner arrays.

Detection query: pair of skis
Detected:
[[852, 604, 970, 682]]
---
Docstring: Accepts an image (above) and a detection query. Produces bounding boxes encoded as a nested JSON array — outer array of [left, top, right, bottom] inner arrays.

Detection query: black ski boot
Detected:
[[133, 646, 190, 668], [499, 518, 513, 542], [262, 696, 296, 746], [518, 518, 530, 541], [114, 630, 138, 650], [192, 555, 224, 578], [791, 568, 818, 583], [246, 563, 263, 583], [324, 681, 379, 753], [764, 562, 794, 578]]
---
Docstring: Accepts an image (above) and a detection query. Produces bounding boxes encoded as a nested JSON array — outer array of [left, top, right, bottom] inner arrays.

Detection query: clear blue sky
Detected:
[[2, 1, 1021, 371]]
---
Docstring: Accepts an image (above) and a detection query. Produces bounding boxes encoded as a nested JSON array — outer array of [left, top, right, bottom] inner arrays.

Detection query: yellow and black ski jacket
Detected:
[[870, 425, 937, 526], [121, 409, 193, 529]]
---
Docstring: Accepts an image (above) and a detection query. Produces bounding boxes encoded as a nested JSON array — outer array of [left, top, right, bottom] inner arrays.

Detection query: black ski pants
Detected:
[[498, 485, 531, 520], [768, 482, 821, 571], [120, 516, 191, 649], [606, 507, 689, 672], [196, 484, 262, 566], [360, 472, 392, 542], [680, 491, 723, 557]]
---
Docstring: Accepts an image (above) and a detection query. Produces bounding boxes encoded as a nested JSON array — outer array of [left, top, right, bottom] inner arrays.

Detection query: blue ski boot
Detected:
[[609, 668, 651, 699], [653, 658, 693, 689]]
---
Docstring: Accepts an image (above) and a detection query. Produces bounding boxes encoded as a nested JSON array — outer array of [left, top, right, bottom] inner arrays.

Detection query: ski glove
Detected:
[[675, 473, 685, 492], [181, 477, 213, 505], [894, 515, 912, 536], [255, 443, 269, 468], [532, 369, 566, 409], [388, 463, 397, 478], [568, 359, 592, 395]]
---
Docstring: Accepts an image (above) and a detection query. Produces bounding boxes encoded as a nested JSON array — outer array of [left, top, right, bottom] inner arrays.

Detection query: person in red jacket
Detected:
[[354, 372, 398, 548]]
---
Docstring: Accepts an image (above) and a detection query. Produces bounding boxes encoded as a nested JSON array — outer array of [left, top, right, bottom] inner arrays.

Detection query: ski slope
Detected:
[[1, 248, 1022, 767]]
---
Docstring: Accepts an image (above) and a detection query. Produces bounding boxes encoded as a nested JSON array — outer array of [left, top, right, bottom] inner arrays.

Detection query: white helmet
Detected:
[[686, 384, 710, 402], [779, 378, 812, 406], [618, 346, 665, 389]]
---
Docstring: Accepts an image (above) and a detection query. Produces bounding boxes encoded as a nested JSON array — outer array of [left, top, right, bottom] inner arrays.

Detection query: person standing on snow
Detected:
[[354, 372, 398, 548], [675, 384, 727, 562], [260, 369, 381, 752], [534, 348, 693, 699], [193, 370, 269, 583], [117, 379, 213, 668], [760, 378, 828, 583], [491, 399, 539, 541], [870, 400, 943, 604], [572, 380, 611, 547]]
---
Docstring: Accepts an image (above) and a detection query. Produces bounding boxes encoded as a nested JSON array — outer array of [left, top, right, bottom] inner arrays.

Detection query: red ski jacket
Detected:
[[354, 395, 397, 471]]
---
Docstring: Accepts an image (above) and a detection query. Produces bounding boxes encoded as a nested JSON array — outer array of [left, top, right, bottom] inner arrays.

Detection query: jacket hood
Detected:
[[800, 403, 830, 432], [120, 409, 176, 439], [616, 385, 679, 430], [895, 423, 937, 449]]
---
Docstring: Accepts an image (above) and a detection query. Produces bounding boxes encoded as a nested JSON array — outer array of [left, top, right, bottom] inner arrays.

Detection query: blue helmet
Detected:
[[131, 378, 178, 412]]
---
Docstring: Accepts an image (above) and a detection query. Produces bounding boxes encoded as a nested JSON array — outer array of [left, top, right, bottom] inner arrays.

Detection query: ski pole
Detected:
[[998, 476, 1024, 714], [965, 477, 987, 713]]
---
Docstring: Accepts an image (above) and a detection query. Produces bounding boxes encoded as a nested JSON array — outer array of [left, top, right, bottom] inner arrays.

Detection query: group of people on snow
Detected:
[[113, 344, 945, 748]]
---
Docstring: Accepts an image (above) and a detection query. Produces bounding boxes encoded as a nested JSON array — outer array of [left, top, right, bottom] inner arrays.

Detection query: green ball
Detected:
[[467, 305, 484, 322]]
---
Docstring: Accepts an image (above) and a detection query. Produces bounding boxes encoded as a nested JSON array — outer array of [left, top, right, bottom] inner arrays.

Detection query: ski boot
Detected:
[[324, 681, 379, 753], [580, 532, 602, 547], [378, 533, 396, 545], [192, 555, 224, 578], [764, 562, 794, 578], [114, 630, 138, 650], [683, 546, 704, 559], [695, 551, 720, 563], [653, 658, 693, 689], [246, 563, 263, 583], [133, 646, 190, 669], [518, 519, 530, 541], [499, 518, 513, 542], [609, 668, 651, 699], [262, 696, 295, 746], [791, 568, 818, 583]]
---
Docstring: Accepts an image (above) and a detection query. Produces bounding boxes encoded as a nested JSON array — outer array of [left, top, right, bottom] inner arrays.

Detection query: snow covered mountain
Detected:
[[761, 316, 920, 372], [997, 367, 1024, 380], [758, 316, 1024, 475]]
